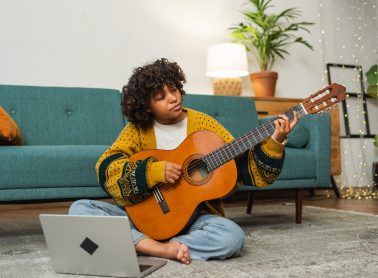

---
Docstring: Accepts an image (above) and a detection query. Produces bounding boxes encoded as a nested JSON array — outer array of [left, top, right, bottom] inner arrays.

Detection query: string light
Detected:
[[319, 0, 378, 200]]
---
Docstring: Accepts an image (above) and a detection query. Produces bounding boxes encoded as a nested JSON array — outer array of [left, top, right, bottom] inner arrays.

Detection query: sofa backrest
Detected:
[[0, 85, 125, 145], [183, 94, 258, 137]]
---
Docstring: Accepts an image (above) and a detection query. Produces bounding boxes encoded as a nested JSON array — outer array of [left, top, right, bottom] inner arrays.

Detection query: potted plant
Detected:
[[230, 0, 314, 97]]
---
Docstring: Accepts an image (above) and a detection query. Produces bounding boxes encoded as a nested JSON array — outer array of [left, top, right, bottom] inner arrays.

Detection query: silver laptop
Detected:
[[39, 214, 167, 277]]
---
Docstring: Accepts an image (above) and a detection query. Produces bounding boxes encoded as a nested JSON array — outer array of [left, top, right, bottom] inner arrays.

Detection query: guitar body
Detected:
[[126, 130, 237, 240]]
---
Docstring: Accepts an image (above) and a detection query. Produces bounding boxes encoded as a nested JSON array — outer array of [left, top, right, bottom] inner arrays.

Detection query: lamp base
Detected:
[[213, 78, 242, 96]]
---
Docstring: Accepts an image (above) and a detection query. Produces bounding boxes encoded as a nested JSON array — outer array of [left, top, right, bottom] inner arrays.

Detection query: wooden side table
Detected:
[[252, 96, 341, 197]]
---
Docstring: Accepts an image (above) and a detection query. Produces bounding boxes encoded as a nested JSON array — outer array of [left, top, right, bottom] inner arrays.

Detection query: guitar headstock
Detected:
[[302, 83, 346, 115]]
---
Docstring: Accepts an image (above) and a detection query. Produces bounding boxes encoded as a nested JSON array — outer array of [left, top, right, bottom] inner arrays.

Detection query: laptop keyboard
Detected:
[[139, 264, 153, 272]]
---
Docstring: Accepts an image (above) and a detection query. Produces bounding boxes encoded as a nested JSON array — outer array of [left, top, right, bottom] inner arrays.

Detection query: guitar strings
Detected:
[[185, 107, 305, 174], [153, 103, 299, 190], [185, 107, 306, 174]]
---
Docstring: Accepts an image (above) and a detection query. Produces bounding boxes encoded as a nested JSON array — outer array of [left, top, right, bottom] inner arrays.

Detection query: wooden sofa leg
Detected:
[[331, 176, 341, 198], [295, 189, 303, 224], [246, 191, 254, 214]]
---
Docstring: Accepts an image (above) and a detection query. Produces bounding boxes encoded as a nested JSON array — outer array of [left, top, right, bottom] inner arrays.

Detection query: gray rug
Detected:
[[1, 204, 378, 277]]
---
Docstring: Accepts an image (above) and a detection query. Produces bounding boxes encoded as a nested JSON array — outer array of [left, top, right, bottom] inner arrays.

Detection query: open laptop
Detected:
[[39, 214, 167, 277]]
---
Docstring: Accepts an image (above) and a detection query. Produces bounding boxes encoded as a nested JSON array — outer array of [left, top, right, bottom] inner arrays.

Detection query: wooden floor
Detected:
[[0, 195, 377, 221]]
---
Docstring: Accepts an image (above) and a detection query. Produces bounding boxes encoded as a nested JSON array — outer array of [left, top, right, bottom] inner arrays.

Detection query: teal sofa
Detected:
[[0, 85, 124, 201], [0, 85, 331, 223]]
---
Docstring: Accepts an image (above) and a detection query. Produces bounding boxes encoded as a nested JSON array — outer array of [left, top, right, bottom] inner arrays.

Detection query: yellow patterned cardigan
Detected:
[[96, 108, 285, 216]]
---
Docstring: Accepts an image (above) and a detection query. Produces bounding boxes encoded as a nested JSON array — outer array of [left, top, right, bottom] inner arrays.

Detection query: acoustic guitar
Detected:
[[126, 83, 346, 240]]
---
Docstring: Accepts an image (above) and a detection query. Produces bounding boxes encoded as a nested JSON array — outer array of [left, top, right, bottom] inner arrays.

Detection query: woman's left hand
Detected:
[[271, 111, 298, 143]]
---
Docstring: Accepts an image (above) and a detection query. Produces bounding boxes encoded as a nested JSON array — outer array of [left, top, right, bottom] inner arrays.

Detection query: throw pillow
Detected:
[[0, 107, 23, 145]]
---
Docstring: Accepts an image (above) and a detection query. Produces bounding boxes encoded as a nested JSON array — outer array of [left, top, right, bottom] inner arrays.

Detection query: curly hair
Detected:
[[121, 58, 186, 128]]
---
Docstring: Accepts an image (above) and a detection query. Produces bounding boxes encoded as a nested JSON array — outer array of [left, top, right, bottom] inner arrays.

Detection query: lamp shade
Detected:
[[206, 43, 249, 78]]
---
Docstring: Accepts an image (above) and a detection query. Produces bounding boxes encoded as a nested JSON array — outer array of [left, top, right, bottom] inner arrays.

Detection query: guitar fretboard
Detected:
[[202, 104, 306, 172]]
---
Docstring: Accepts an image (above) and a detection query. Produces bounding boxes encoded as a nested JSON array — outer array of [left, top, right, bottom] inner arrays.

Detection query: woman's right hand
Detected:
[[165, 162, 182, 183]]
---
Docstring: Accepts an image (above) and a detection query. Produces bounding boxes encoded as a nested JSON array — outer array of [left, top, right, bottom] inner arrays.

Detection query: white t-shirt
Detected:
[[153, 117, 188, 150]]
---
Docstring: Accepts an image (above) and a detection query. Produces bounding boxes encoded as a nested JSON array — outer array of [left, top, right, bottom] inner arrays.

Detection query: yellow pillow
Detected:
[[0, 107, 23, 145]]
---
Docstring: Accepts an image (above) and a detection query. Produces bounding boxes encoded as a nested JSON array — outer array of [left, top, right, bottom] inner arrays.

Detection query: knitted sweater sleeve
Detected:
[[195, 112, 285, 188], [95, 123, 166, 206]]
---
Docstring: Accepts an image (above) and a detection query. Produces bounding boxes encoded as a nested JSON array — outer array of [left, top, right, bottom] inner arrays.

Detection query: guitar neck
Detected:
[[202, 103, 307, 172]]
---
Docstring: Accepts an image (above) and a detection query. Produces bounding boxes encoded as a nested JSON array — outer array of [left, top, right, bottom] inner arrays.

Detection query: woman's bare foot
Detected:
[[135, 238, 191, 265], [166, 241, 191, 265]]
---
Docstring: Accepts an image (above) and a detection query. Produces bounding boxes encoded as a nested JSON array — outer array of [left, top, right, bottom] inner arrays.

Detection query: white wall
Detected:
[[0, 0, 323, 97], [0, 0, 377, 187], [319, 0, 378, 188]]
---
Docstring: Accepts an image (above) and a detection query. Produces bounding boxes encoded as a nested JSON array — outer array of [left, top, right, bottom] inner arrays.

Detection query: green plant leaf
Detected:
[[229, 0, 314, 71], [277, 8, 300, 21], [294, 37, 314, 50], [366, 65, 377, 85], [374, 134, 378, 147], [367, 85, 378, 98]]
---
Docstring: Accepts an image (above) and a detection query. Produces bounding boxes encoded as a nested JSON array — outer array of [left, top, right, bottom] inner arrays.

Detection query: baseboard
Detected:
[[227, 189, 334, 202]]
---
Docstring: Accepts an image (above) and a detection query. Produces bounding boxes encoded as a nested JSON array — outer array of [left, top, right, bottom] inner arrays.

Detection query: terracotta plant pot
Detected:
[[250, 71, 278, 97]]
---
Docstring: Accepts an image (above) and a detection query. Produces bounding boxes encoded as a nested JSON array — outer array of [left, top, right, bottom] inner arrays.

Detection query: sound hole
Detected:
[[183, 155, 212, 185]]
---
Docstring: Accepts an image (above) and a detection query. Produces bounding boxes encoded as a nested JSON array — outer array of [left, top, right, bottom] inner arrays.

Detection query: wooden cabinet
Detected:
[[253, 96, 341, 176]]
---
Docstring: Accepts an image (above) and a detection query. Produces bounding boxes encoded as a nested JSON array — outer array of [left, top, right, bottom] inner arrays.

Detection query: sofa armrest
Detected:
[[300, 113, 331, 187], [258, 113, 331, 187]]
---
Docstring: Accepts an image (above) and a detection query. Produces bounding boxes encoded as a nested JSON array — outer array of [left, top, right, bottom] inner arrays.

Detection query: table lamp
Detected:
[[206, 43, 249, 96]]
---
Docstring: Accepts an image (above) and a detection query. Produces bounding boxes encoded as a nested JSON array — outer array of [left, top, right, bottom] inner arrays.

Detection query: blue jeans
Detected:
[[68, 199, 245, 260]]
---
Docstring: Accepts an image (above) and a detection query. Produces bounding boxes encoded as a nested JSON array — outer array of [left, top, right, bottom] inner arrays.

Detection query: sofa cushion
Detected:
[[0, 85, 125, 145], [0, 107, 23, 145], [287, 125, 309, 148], [0, 145, 110, 190]]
